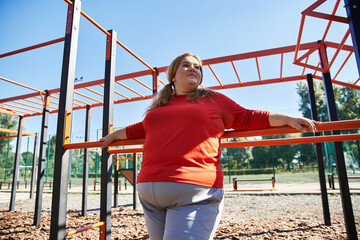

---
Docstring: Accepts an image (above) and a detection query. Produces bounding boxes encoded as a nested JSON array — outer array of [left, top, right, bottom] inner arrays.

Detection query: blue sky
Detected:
[[0, 1, 356, 152]]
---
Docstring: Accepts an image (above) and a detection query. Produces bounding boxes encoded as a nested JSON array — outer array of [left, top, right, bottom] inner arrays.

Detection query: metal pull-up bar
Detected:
[[62, 119, 360, 151], [63, 0, 155, 72], [0, 77, 46, 95], [0, 37, 65, 59]]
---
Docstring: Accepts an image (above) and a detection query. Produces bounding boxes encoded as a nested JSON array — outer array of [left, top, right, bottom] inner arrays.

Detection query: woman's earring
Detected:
[[171, 82, 175, 95]]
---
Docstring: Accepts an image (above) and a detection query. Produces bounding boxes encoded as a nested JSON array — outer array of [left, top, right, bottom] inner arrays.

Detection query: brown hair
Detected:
[[147, 52, 214, 111]]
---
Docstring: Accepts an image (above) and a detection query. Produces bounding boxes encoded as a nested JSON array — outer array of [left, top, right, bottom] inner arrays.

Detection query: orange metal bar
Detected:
[[332, 51, 353, 81], [208, 65, 223, 88], [132, 77, 152, 91], [109, 148, 143, 154], [222, 119, 360, 139], [72, 100, 85, 107], [63, 120, 360, 151], [1, 103, 40, 114], [294, 42, 326, 72], [354, 78, 360, 85], [64, 138, 145, 150], [35, 96, 59, 106], [116, 81, 146, 98], [312, 75, 360, 91], [294, 15, 306, 62], [97, 134, 360, 154], [47, 93, 80, 107], [0, 42, 319, 105], [320, 0, 342, 43], [89, 149, 101, 153], [231, 61, 242, 85], [0, 128, 36, 136], [0, 135, 22, 139], [65, 221, 105, 237], [158, 79, 166, 85], [301, 56, 309, 76], [328, 29, 350, 70], [99, 83, 132, 100], [302, 0, 347, 24], [114, 91, 131, 100], [23, 99, 43, 106], [208, 75, 306, 90], [63, 0, 155, 73], [221, 134, 360, 148], [74, 91, 103, 104], [0, 108, 20, 116], [12, 100, 43, 111], [115, 40, 155, 72], [0, 77, 45, 94], [49, 94, 60, 104], [114, 95, 152, 104], [0, 37, 65, 58], [331, 79, 360, 90], [255, 57, 262, 82], [84, 87, 104, 97], [325, 41, 353, 52], [313, 62, 321, 77], [204, 43, 317, 66]]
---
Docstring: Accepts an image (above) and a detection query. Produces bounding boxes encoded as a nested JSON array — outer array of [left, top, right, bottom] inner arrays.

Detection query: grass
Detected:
[[223, 172, 321, 185]]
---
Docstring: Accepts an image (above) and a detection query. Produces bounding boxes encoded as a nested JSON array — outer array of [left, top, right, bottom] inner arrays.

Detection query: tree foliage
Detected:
[[221, 81, 359, 172]]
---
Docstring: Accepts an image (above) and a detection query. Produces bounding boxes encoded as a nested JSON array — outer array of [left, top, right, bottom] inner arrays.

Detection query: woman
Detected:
[[100, 52, 317, 240]]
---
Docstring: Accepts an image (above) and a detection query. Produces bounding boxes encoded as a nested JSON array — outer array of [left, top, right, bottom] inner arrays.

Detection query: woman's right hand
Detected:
[[99, 128, 127, 148], [99, 134, 114, 148]]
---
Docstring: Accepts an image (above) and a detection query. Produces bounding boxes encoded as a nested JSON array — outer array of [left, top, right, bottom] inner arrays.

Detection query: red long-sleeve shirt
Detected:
[[126, 92, 270, 188]]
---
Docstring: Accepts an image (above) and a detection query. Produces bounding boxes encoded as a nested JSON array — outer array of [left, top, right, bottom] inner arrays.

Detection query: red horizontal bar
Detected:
[[0, 37, 64, 58], [221, 133, 360, 148], [0, 128, 36, 136], [63, 120, 360, 151], [109, 148, 143, 154], [222, 119, 360, 138], [65, 221, 104, 237], [64, 138, 145, 150]]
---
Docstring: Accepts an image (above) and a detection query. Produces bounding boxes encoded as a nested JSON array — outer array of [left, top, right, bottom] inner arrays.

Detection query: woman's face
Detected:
[[172, 56, 202, 95]]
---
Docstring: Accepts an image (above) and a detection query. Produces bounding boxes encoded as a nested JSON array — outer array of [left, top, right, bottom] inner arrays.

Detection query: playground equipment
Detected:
[[328, 173, 360, 189], [0, 129, 38, 199], [0, 0, 360, 239]]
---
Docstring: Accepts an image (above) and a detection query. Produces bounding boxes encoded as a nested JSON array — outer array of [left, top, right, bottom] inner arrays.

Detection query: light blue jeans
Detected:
[[137, 182, 224, 240]]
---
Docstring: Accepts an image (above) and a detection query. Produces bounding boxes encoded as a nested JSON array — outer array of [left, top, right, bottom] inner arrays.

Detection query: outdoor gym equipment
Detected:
[[328, 173, 360, 190]]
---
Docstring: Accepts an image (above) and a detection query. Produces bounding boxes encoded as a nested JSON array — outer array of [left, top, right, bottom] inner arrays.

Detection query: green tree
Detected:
[[0, 114, 18, 180], [251, 145, 271, 169], [296, 81, 360, 166], [221, 138, 252, 171], [251, 135, 299, 171], [21, 151, 33, 166]]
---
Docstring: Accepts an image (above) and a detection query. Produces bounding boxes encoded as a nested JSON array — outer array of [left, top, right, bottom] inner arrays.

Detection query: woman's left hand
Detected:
[[287, 116, 318, 132], [269, 112, 319, 132]]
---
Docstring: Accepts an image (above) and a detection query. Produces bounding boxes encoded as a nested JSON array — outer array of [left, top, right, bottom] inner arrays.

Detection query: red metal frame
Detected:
[[62, 119, 360, 153], [1, 1, 359, 117]]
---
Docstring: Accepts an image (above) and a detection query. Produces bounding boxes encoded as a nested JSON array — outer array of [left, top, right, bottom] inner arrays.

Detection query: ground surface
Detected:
[[0, 183, 360, 239]]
